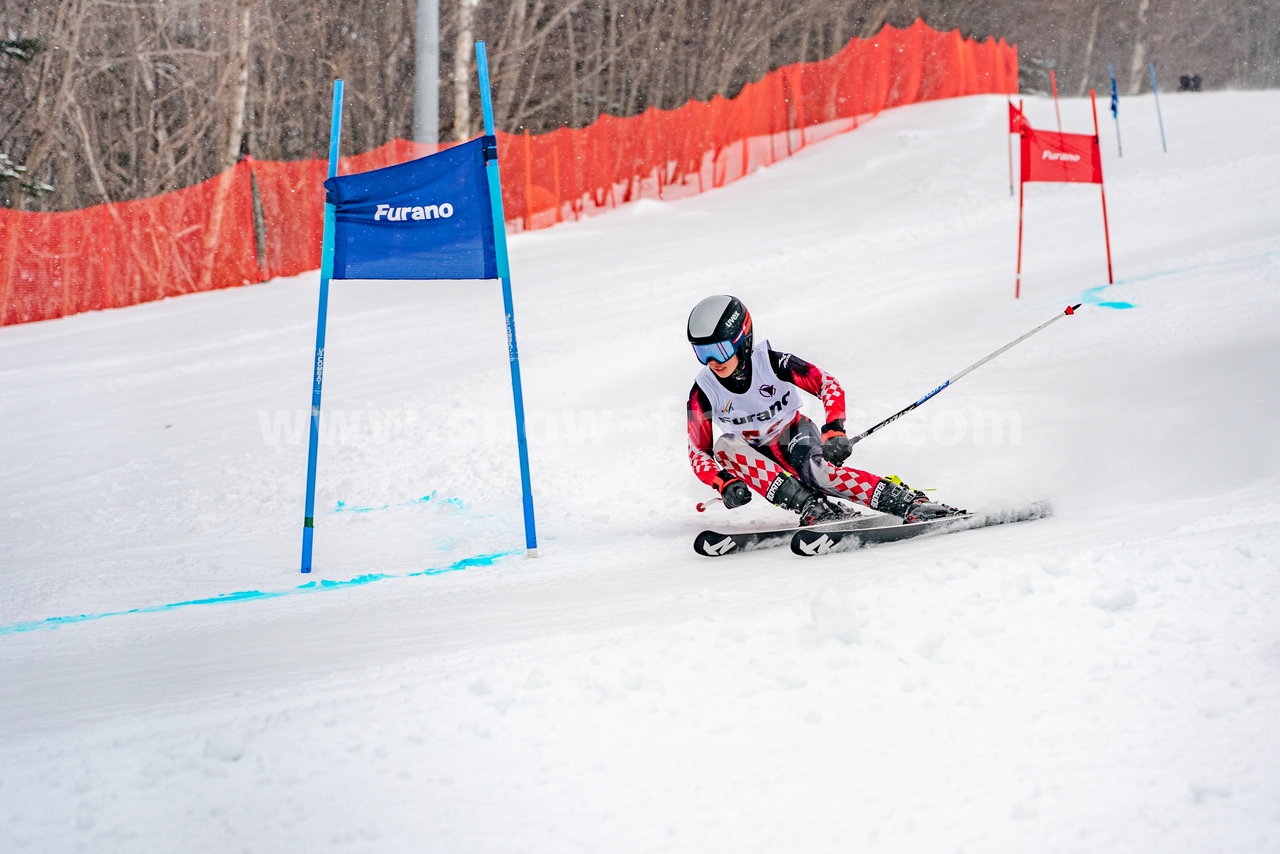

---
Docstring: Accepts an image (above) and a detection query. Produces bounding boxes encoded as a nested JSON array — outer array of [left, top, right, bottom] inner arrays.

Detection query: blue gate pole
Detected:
[[301, 79, 345, 573], [1108, 64, 1123, 158], [476, 41, 539, 557], [1149, 61, 1168, 153]]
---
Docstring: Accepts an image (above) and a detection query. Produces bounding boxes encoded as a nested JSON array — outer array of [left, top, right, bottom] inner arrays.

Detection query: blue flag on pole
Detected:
[[1109, 66, 1119, 118], [324, 136, 497, 280]]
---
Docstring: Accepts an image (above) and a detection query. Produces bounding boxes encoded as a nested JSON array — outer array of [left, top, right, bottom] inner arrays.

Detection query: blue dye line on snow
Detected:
[[0, 551, 515, 636], [334, 491, 467, 514], [1113, 250, 1277, 287], [1076, 250, 1279, 310], [1079, 286, 1136, 310]]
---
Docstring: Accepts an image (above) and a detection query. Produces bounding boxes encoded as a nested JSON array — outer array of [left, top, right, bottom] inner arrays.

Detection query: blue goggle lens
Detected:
[[692, 339, 736, 365]]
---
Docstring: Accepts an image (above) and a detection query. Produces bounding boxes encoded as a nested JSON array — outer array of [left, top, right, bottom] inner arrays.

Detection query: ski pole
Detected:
[[695, 497, 723, 512], [848, 304, 1083, 447]]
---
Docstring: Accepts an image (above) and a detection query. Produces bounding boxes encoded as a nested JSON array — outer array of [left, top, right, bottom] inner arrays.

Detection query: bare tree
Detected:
[[1126, 0, 1153, 94], [452, 0, 476, 140], [0, 35, 52, 203], [1076, 1, 1102, 96]]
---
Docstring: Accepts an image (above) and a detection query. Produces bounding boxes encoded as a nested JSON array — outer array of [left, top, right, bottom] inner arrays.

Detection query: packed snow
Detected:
[[1, 90, 1278, 853]]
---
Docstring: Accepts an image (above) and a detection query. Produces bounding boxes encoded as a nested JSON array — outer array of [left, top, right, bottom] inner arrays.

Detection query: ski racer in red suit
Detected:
[[686, 294, 963, 526]]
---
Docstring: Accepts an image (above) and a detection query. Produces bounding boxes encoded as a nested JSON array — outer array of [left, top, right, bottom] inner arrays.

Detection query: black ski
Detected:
[[694, 514, 883, 557], [790, 502, 1052, 556]]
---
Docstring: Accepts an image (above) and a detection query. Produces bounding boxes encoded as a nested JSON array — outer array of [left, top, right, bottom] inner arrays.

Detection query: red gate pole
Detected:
[[1090, 89, 1115, 283], [1050, 69, 1063, 133], [1006, 97, 1014, 197], [1015, 174, 1026, 299], [523, 129, 534, 230]]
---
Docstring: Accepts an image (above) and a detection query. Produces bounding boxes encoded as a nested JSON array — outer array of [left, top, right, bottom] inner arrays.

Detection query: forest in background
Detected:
[[1, 0, 1276, 211]]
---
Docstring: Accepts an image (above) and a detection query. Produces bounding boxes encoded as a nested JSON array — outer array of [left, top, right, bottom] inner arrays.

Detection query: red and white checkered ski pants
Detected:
[[713, 434, 882, 508]]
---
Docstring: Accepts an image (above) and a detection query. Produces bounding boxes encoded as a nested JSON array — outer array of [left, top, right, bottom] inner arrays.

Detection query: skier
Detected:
[[686, 294, 963, 526]]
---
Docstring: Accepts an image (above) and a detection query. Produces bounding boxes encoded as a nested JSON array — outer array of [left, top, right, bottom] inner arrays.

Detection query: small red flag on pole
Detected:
[[1008, 100, 1030, 134], [1007, 99, 1029, 199]]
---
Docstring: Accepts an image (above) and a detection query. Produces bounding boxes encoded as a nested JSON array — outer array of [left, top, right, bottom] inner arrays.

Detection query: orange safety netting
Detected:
[[0, 20, 1015, 326]]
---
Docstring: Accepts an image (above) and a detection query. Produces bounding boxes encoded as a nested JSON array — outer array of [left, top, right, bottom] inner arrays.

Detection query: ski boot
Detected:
[[770, 475, 856, 526], [870, 476, 966, 524]]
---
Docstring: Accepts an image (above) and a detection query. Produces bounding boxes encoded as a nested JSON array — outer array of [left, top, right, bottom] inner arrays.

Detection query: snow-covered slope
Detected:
[[2, 90, 1278, 853]]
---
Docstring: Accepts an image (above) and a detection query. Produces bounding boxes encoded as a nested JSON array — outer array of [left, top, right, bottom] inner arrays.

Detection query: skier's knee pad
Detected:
[[775, 419, 831, 491], [800, 451, 835, 492], [714, 435, 795, 502], [712, 434, 753, 460]]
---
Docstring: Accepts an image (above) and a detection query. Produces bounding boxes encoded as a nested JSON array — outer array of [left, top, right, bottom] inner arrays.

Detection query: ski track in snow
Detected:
[[1, 91, 1279, 853]]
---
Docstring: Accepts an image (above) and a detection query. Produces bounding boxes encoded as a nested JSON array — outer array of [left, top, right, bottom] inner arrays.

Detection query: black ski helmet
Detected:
[[687, 294, 753, 366]]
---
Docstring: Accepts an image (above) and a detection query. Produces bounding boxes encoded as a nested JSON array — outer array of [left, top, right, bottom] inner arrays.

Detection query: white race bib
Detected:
[[695, 343, 801, 446]]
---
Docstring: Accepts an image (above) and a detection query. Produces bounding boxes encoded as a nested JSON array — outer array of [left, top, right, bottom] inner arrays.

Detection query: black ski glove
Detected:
[[713, 471, 753, 509], [821, 420, 851, 466]]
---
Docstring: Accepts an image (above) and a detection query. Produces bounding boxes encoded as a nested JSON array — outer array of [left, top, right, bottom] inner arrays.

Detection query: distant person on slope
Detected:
[[685, 294, 963, 526]]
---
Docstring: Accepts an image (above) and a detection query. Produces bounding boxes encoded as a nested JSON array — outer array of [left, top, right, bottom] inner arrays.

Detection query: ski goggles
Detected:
[[692, 339, 736, 365]]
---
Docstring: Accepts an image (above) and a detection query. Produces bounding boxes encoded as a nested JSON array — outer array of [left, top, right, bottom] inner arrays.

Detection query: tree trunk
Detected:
[[1127, 0, 1152, 95], [201, 1, 252, 290], [224, 4, 252, 171], [19, 0, 89, 210], [1077, 1, 1101, 96], [453, 0, 474, 140]]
